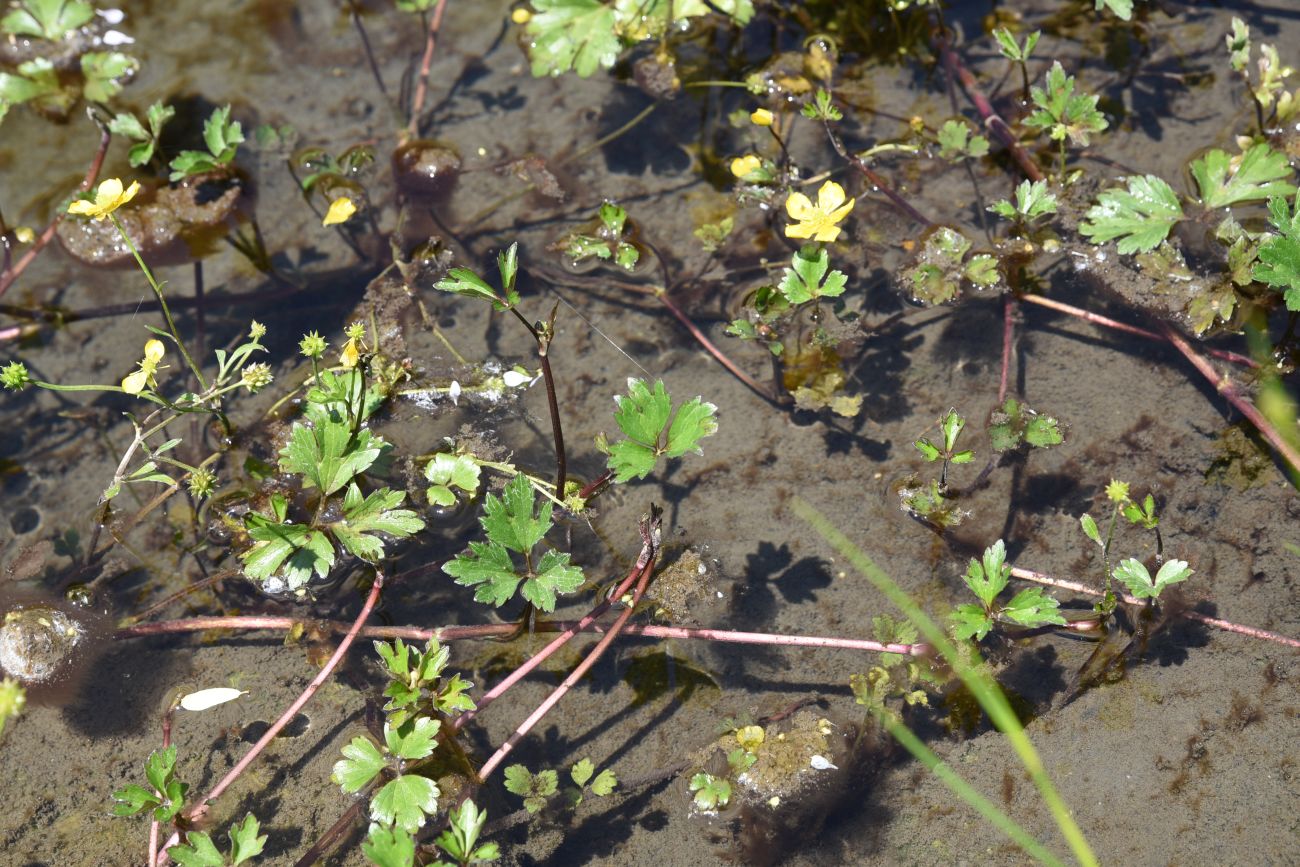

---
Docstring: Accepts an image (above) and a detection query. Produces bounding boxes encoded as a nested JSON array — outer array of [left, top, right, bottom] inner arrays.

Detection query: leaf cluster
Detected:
[[1252, 193, 1300, 310], [170, 105, 244, 181], [443, 474, 584, 611], [1112, 558, 1192, 600], [987, 398, 1064, 452], [949, 540, 1065, 640], [110, 746, 188, 822], [1191, 143, 1295, 210], [935, 119, 989, 162], [109, 101, 176, 168], [600, 378, 718, 483], [553, 202, 640, 271], [376, 637, 475, 728], [1, 0, 93, 40], [901, 226, 998, 305], [332, 719, 443, 833], [1024, 61, 1108, 147], [436, 244, 520, 311], [1079, 174, 1183, 254], [168, 814, 266, 867]]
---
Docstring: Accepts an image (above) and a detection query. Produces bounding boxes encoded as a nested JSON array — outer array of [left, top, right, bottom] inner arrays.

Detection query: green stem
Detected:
[[108, 214, 207, 392]]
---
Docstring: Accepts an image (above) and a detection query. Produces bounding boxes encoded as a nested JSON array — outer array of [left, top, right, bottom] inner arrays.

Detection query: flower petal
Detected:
[[785, 191, 815, 222], [784, 222, 815, 240], [815, 181, 846, 213], [323, 197, 357, 227], [812, 224, 842, 243], [96, 178, 124, 206], [122, 369, 148, 395], [143, 339, 166, 362]]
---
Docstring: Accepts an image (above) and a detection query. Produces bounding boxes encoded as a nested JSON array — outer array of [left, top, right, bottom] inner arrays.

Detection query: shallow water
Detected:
[[1, 2, 1298, 865]]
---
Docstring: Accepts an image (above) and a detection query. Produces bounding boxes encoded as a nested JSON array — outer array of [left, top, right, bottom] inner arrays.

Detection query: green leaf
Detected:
[[434, 800, 491, 863], [936, 119, 989, 161], [444, 540, 521, 607], [1226, 17, 1250, 72], [279, 415, 382, 495], [589, 768, 617, 796], [688, 772, 730, 811], [241, 518, 335, 591], [385, 717, 441, 761], [992, 27, 1039, 63], [1253, 193, 1300, 310], [613, 378, 671, 446], [606, 439, 656, 483], [1000, 586, 1066, 628], [1080, 174, 1184, 254], [168, 832, 224, 867], [145, 746, 177, 799], [988, 398, 1063, 451], [332, 736, 386, 793], [203, 104, 244, 162], [963, 254, 999, 287], [1113, 558, 1192, 599], [435, 267, 506, 308], [1095, 0, 1133, 20], [80, 51, 138, 103], [570, 758, 595, 787], [1, 0, 94, 39], [940, 410, 965, 453], [1024, 61, 1108, 147], [963, 540, 1009, 608], [525, 0, 622, 78], [362, 826, 416, 867], [950, 603, 995, 641], [425, 453, 482, 506], [1080, 513, 1102, 546], [331, 483, 424, 562], [1191, 144, 1296, 209], [989, 179, 1058, 222], [505, 765, 558, 814], [371, 774, 440, 833], [109, 783, 159, 817], [778, 245, 848, 304], [228, 814, 267, 866], [497, 242, 520, 302], [521, 548, 585, 612], [913, 438, 941, 461], [482, 474, 551, 552], [664, 396, 719, 457], [606, 379, 717, 482]]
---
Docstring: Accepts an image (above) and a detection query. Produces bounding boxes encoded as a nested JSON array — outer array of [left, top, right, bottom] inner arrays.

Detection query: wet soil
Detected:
[[1, 2, 1297, 866]]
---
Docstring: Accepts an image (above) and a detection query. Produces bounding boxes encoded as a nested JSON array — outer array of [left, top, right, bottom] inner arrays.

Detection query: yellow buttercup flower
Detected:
[[122, 339, 167, 395], [510, 7, 531, 24], [730, 154, 763, 178], [68, 178, 140, 221], [750, 108, 774, 127], [784, 180, 854, 242], [323, 196, 357, 227]]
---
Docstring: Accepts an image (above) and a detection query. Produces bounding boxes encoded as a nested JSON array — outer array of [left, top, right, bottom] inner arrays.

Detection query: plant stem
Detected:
[[1010, 566, 1300, 649], [155, 570, 385, 864], [474, 553, 656, 783], [108, 215, 208, 392], [406, 0, 448, 140], [1020, 295, 1258, 368]]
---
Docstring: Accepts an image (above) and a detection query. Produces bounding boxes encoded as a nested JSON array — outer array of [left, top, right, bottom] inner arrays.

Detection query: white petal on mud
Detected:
[[179, 687, 248, 711], [809, 755, 837, 770], [502, 368, 532, 388]]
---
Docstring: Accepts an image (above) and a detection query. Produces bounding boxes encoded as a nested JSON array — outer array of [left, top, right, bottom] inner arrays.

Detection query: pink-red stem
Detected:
[[1011, 566, 1300, 649], [406, 0, 448, 140], [153, 571, 385, 864]]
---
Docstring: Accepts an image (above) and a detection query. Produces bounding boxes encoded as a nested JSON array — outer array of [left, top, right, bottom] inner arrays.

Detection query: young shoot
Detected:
[[913, 409, 973, 489]]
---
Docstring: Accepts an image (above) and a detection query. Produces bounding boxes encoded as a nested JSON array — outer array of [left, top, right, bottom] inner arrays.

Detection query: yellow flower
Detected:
[[340, 337, 361, 369], [68, 178, 140, 221], [122, 339, 167, 395], [323, 196, 357, 227], [730, 154, 762, 178], [510, 7, 532, 24], [784, 180, 855, 242], [1105, 479, 1130, 504], [750, 108, 774, 127]]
